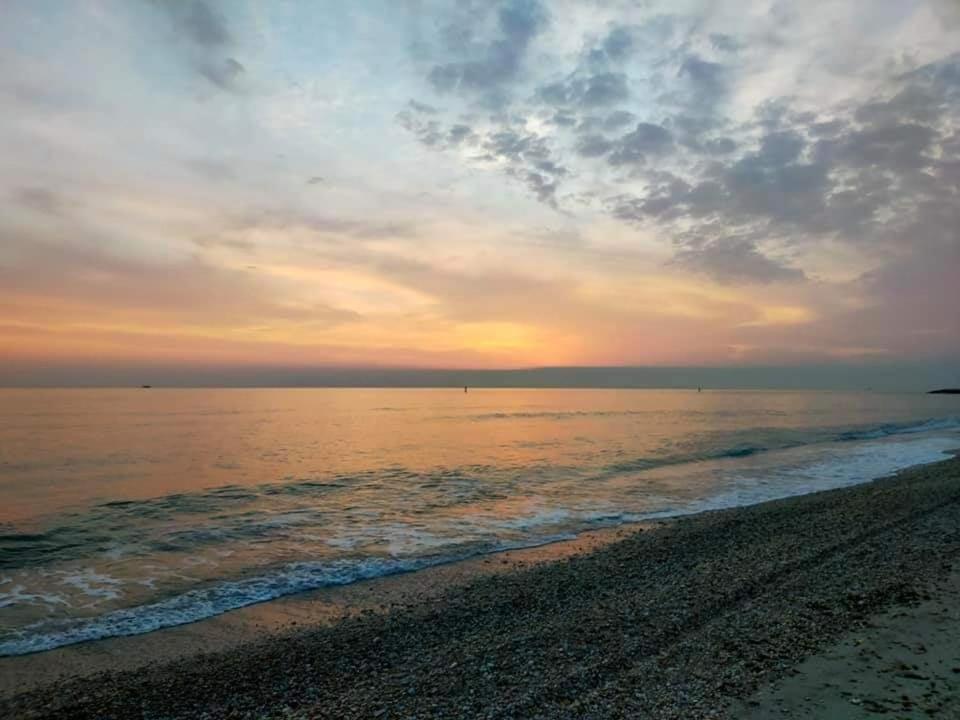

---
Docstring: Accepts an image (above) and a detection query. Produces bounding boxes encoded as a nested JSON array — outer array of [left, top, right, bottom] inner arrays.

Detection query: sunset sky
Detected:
[[1, 0, 958, 384]]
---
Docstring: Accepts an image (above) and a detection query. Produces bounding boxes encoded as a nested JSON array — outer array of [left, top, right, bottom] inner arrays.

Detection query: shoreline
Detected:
[[0, 522, 655, 698], [4, 456, 960, 718], [3, 431, 954, 666]]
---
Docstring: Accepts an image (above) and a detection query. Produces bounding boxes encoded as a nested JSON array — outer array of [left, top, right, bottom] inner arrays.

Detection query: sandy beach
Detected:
[[3, 456, 960, 719]]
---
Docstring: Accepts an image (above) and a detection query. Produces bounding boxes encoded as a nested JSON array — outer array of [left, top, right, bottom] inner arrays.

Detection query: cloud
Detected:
[[602, 26, 635, 61], [427, 0, 547, 102], [228, 211, 419, 241], [575, 134, 614, 158], [603, 110, 635, 130], [538, 71, 629, 108], [481, 129, 568, 205], [167, 0, 231, 47], [5, 0, 960, 375], [0, 228, 361, 329], [399, 101, 567, 207], [400, 6, 960, 291], [154, 0, 246, 91], [680, 55, 728, 105], [608, 123, 674, 165], [673, 237, 806, 285], [408, 100, 439, 115], [197, 57, 245, 90], [13, 187, 64, 215], [709, 33, 742, 53], [816, 122, 936, 171]]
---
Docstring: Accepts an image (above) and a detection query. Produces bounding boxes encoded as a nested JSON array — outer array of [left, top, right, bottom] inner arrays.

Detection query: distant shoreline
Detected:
[[0, 382, 960, 395], [2, 362, 957, 392], [5, 456, 960, 719]]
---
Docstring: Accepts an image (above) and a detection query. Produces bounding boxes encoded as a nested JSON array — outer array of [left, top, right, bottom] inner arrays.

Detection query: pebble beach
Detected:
[[4, 456, 960, 719]]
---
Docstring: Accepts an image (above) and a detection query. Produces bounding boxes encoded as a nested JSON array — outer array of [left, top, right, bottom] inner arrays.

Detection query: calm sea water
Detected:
[[1, 388, 958, 655]]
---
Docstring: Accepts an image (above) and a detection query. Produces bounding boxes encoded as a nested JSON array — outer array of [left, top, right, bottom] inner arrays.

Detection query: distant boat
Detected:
[[928, 388, 960, 394], [141, 385, 152, 389]]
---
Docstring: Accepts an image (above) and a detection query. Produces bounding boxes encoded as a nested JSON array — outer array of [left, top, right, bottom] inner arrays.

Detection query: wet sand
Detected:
[[3, 457, 960, 719]]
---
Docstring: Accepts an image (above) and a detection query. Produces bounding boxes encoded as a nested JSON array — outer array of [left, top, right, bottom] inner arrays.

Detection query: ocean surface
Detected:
[[1, 388, 958, 656]]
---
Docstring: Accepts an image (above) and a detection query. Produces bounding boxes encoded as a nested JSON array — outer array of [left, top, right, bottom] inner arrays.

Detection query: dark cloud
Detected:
[[900, 51, 960, 96], [402, 9, 959, 273], [603, 110, 635, 130], [508, 168, 558, 205], [13, 187, 64, 215], [480, 129, 567, 206], [408, 100, 439, 115], [602, 26, 635, 60], [608, 175, 726, 223], [709, 33, 743, 53], [680, 56, 727, 103], [853, 84, 944, 125], [396, 109, 478, 150], [669, 113, 736, 155], [550, 111, 577, 127], [575, 134, 614, 158], [722, 151, 829, 225], [608, 123, 674, 165], [582, 72, 629, 106], [154, 0, 245, 91], [660, 55, 958, 280], [815, 122, 936, 171], [427, 0, 547, 100], [673, 237, 806, 284], [809, 119, 845, 137], [758, 130, 805, 165], [754, 97, 794, 130], [447, 124, 474, 144], [702, 137, 737, 154], [483, 130, 547, 162], [399, 97, 567, 208], [538, 72, 629, 108], [164, 0, 230, 47], [198, 57, 245, 90]]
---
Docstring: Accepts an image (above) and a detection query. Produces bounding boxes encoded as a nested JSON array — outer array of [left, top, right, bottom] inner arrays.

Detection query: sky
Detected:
[[1, 0, 959, 386]]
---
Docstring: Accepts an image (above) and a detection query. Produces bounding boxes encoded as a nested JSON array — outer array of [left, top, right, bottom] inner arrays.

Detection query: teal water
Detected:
[[0, 388, 957, 655]]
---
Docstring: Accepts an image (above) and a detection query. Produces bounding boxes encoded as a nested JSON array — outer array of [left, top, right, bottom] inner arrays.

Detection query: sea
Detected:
[[1, 388, 958, 656]]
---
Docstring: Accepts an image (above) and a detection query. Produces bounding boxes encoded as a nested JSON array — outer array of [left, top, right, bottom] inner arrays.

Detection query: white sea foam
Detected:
[[661, 435, 957, 519], [59, 570, 123, 602], [0, 585, 68, 611], [0, 557, 431, 656], [0, 537, 567, 656]]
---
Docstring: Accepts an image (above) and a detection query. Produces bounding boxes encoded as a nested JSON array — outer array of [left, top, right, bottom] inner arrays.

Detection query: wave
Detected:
[[0, 535, 577, 657], [5, 428, 956, 657], [606, 416, 960, 474], [837, 416, 960, 441], [3, 417, 957, 571], [455, 408, 792, 421], [1, 418, 957, 655]]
